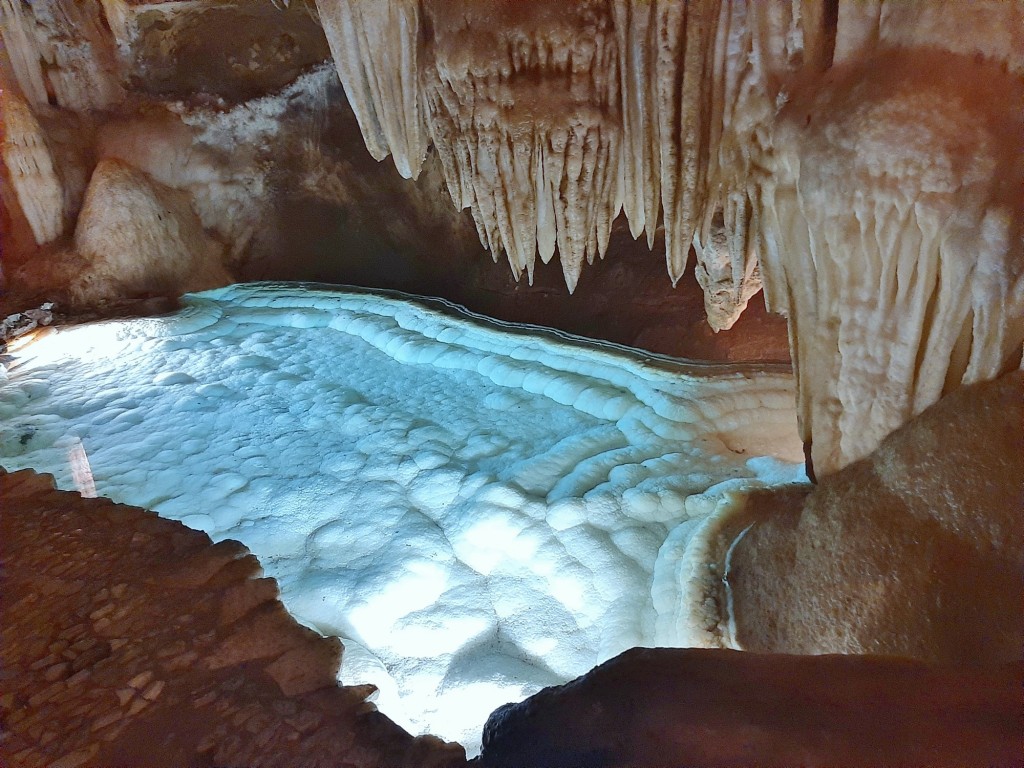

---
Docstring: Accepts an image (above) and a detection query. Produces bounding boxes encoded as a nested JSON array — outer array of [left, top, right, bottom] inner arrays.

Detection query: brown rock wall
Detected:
[[477, 647, 1023, 768], [0, 468, 464, 767], [727, 371, 1024, 663]]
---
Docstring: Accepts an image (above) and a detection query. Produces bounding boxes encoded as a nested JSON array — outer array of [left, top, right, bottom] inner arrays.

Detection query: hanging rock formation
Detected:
[[0, 0, 123, 111], [760, 47, 1024, 472], [318, 0, 428, 181], [0, 2, 1020, 762], [316, 0, 787, 303], [0, 91, 65, 245], [313, 0, 1023, 475], [0, 0, 1020, 468]]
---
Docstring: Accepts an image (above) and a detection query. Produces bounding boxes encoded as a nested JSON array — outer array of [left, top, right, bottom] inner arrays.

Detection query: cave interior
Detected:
[[0, 1, 1022, 766]]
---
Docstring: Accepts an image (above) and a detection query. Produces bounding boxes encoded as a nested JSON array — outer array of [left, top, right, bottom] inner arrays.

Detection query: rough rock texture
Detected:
[[68, 158, 231, 306], [704, 371, 1023, 664], [0, 91, 64, 246], [112, 0, 332, 102], [0, 467, 464, 767], [477, 647, 1023, 768], [761, 48, 1024, 474]]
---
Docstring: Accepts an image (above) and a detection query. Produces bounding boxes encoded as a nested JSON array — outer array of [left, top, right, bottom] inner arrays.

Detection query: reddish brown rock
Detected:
[[727, 370, 1024, 663], [0, 468, 465, 767], [477, 647, 1022, 768]]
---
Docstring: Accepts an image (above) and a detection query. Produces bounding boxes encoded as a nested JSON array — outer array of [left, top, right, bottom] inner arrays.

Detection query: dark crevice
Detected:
[[821, 0, 839, 70]]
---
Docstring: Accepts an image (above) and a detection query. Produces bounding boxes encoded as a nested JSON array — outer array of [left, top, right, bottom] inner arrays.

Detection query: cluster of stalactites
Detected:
[[757, 46, 1024, 475], [0, 0, 124, 112], [0, 90, 65, 245], [314, 0, 807, 318], [317, 0, 1024, 478]]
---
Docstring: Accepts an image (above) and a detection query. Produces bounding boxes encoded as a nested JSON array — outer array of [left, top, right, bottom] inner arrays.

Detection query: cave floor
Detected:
[[0, 467, 464, 768], [3, 467, 1020, 768]]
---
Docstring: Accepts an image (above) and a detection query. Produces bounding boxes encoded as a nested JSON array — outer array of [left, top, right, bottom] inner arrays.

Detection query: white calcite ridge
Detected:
[[0, 283, 804, 753]]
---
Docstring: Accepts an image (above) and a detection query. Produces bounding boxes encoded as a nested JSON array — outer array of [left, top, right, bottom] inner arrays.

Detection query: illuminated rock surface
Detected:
[[5, 0, 1015, 473], [657, 370, 1024, 662], [311, 0, 1024, 473], [6, 467, 1017, 767], [761, 49, 1024, 474], [70, 159, 231, 306], [0, 283, 803, 752], [723, 371, 1024, 663]]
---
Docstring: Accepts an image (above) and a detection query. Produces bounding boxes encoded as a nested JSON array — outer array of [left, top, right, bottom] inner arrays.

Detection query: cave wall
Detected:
[[0, 0, 788, 363], [1, 1, 1021, 473]]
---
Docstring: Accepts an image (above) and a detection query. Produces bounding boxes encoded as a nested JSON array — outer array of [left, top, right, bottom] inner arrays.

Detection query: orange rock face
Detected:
[[727, 371, 1024, 664]]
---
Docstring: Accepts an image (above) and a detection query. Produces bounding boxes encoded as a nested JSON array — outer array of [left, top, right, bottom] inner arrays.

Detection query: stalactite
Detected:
[[759, 49, 1024, 475], [319, 0, 773, 301], [0, 0, 50, 107], [6, 0, 992, 479], [692, 205, 761, 331], [654, 0, 721, 285], [0, 0, 124, 112], [0, 92, 64, 245], [612, 0, 660, 249], [418, 0, 622, 292], [315, 0, 428, 180]]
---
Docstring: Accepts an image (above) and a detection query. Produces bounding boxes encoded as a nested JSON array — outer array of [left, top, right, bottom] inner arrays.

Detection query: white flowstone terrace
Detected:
[[0, 282, 804, 753]]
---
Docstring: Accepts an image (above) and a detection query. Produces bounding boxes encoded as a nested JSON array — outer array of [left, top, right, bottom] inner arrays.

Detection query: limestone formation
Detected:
[[0, 2, 1021, 760], [71, 159, 230, 306], [418, 0, 625, 290], [2, 2, 1016, 472], [314, 0, 1024, 473], [0, 0, 123, 111], [666, 370, 1024, 664], [317, 0, 785, 299], [0, 91, 64, 245], [761, 48, 1024, 473], [317, 0, 428, 180]]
